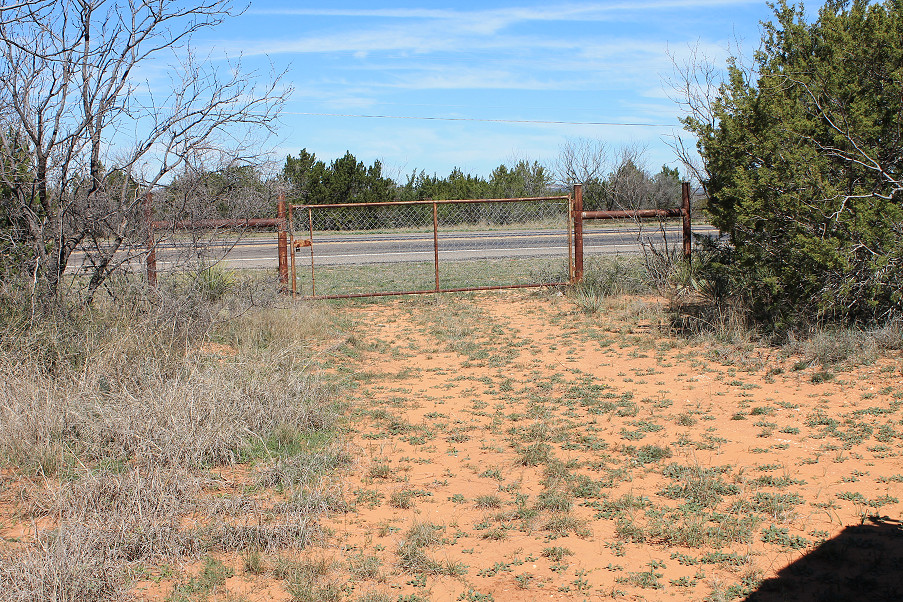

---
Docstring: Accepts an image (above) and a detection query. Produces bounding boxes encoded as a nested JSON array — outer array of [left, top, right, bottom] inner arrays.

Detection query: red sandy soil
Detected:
[[4, 290, 903, 601], [312, 292, 903, 601]]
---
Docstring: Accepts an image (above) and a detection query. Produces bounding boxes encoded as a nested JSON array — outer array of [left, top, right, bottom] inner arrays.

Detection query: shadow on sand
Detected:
[[744, 517, 903, 601]]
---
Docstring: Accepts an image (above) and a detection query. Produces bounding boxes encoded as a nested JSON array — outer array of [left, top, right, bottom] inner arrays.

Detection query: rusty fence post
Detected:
[[681, 181, 692, 261], [572, 184, 584, 283], [144, 191, 157, 287], [288, 200, 297, 298], [567, 193, 574, 281], [277, 194, 288, 288]]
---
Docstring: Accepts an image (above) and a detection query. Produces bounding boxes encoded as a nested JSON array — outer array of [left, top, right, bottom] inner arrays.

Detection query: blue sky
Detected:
[[197, 0, 803, 181]]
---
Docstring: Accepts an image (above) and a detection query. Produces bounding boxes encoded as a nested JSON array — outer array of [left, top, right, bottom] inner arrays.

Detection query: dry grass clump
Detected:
[[396, 522, 466, 577], [0, 356, 335, 470], [256, 446, 351, 489], [0, 276, 345, 600], [0, 525, 127, 602], [208, 514, 324, 553], [568, 256, 655, 315], [45, 467, 201, 561], [783, 319, 903, 367]]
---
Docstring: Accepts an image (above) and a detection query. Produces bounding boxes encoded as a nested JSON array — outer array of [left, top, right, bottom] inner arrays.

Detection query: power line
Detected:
[[283, 111, 677, 127]]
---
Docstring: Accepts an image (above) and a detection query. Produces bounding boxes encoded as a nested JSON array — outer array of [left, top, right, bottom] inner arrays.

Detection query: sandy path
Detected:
[[322, 291, 903, 601]]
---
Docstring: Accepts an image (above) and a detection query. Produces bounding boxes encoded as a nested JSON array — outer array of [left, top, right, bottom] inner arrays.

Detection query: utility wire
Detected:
[[284, 111, 677, 127]]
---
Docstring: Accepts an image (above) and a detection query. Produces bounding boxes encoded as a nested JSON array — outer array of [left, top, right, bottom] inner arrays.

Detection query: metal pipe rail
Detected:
[[570, 182, 692, 282]]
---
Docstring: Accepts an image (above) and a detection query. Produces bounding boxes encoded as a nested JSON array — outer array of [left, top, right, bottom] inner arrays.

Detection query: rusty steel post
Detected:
[[432, 201, 440, 291], [681, 181, 692, 260], [567, 194, 574, 282], [277, 194, 289, 288], [288, 201, 297, 298], [144, 191, 157, 287], [572, 184, 584, 282]]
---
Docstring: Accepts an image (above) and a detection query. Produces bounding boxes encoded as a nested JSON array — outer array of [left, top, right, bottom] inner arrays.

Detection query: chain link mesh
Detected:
[[291, 198, 570, 298]]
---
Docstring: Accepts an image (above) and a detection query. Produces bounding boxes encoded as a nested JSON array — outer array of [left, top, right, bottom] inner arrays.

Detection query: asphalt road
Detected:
[[67, 224, 721, 272]]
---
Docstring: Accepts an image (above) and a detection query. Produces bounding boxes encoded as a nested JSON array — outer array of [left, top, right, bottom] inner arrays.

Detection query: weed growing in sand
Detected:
[[278, 556, 342, 602], [474, 494, 503, 508], [618, 562, 664, 590], [760, 525, 810, 550], [242, 549, 266, 575], [348, 553, 383, 580], [165, 557, 233, 602], [542, 546, 574, 562], [397, 523, 467, 577]]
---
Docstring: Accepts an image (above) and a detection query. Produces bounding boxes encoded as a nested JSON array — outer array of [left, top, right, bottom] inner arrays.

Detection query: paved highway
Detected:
[[67, 224, 721, 272]]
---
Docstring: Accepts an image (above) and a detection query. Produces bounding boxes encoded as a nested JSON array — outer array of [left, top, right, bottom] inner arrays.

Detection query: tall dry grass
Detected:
[[783, 319, 903, 367], [0, 274, 347, 601]]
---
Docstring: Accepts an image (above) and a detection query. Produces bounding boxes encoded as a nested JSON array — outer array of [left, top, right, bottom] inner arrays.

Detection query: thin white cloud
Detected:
[[230, 28, 678, 71], [287, 36, 702, 93], [379, 71, 570, 92], [249, 1, 760, 22], [234, 0, 758, 57]]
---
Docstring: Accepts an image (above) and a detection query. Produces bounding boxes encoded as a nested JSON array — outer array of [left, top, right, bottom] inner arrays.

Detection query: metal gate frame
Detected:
[[287, 192, 575, 299], [143, 184, 691, 294], [569, 182, 692, 281]]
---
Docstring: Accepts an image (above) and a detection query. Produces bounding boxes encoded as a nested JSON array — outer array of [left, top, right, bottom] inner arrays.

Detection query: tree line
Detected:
[[157, 145, 683, 219], [5, 0, 899, 333]]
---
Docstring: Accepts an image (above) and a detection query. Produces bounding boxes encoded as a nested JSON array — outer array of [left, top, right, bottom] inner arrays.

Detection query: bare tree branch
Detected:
[[0, 0, 290, 303]]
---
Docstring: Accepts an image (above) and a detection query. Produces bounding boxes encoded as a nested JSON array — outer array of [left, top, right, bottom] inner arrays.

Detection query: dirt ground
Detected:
[[316, 291, 903, 601], [272, 293, 903, 601], [7, 290, 903, 601]]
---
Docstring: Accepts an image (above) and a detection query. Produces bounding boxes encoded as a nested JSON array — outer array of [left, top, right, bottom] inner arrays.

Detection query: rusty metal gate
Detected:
[[287, 193, 574, 299], [142, 184, 693, 295]]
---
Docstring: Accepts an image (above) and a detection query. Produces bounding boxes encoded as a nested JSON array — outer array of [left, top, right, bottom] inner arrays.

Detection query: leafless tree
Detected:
[[555, 138, 612, 186], [603, 146, 652, 211], [556, 139, 678, 211], [0, 0, 289, 304], [555, 138, 608, 207], [664, 43, 726, 194]]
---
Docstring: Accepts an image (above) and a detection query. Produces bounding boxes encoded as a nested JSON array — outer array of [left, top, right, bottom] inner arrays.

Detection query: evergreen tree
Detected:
[[489, 160, 553, 198], [685, 0, 903, 328], [283, 150, 394, 205], [283, 149, 327, 204]]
